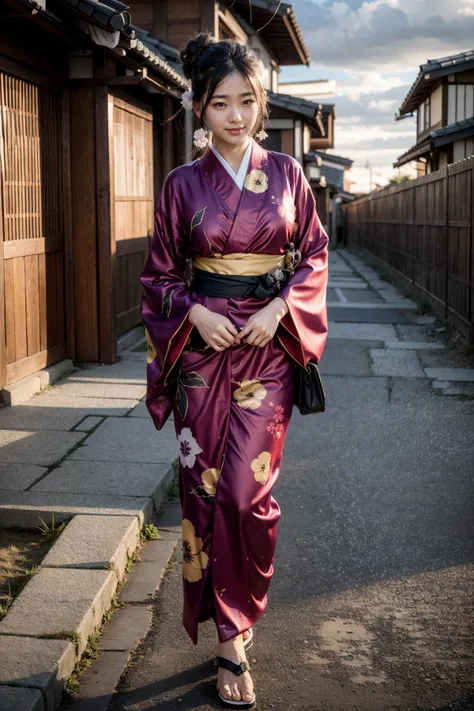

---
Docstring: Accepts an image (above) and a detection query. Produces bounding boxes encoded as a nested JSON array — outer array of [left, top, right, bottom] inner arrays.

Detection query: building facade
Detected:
[[394, 50, 474, 175]]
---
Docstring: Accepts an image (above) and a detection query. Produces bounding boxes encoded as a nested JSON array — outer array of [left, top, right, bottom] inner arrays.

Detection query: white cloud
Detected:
[[368, 98, 399, 111], [334, 72, 405, 99]]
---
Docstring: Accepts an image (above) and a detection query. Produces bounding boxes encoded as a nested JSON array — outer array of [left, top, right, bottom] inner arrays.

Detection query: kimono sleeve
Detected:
[[140, 177, 207, 429], [276, 163, 329, 367]]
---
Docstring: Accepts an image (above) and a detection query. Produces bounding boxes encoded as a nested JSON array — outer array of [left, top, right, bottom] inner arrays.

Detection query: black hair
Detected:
[[179, 32, 269, 136]]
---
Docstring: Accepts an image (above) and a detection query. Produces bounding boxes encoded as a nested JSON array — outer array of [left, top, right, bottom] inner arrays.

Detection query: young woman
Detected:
[[140, 33, 329, 709]]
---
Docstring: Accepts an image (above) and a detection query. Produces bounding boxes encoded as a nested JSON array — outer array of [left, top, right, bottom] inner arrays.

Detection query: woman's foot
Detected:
[[216, 633, 254, 704]]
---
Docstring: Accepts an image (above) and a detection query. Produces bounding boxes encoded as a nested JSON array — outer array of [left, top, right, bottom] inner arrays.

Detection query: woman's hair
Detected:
[[180, 32, 269, 135]]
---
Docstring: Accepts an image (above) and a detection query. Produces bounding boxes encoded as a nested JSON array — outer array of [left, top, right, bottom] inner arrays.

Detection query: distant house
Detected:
[[394, 50, 474, 175], [304, 151, 354, 247]]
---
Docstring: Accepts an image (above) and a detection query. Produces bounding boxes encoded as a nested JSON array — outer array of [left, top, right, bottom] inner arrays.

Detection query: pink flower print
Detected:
[[273, 405, 284, 423]]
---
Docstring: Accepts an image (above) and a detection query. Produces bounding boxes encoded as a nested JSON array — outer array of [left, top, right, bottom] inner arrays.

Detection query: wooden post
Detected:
[[61, 88, 76, 362], [470, 159, 474, 343], [0, 88, 5, 393], [95, 87, 117, 364]]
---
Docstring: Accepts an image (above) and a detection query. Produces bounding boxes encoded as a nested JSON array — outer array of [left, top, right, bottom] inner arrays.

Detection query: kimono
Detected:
[[140, 137, 328, 645]]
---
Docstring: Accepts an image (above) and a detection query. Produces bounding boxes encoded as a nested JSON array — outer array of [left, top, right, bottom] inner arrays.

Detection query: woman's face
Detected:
[[195, 71, 263, 147]]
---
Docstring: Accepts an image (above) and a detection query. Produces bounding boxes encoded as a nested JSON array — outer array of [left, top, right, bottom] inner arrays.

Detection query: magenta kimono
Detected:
[[140, 138, 328, 645]]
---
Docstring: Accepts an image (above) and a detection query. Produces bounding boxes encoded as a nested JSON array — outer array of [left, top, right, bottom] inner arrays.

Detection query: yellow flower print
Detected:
[[278, 196, 296, 221], [244, 169, 268, 194], [251, 451, 271, 484], [181, 519, 209, 582], [233, 379, 267, 410], [201, 467, 220, 496]]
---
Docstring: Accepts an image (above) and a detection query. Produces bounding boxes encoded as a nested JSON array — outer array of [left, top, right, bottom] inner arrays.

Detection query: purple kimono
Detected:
[[140, 138, 328, 645]]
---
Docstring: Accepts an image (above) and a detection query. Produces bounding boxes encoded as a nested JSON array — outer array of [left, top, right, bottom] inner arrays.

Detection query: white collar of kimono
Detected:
[[210, 139, 252, 191]]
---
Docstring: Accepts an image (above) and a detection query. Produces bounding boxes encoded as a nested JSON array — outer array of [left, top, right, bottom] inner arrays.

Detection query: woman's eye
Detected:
[[243, 99, 255, 105], [213, 102, 226, 108]]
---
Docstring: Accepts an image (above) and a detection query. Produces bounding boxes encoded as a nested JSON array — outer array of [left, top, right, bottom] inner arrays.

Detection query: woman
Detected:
[[140, 33, 329, 709]]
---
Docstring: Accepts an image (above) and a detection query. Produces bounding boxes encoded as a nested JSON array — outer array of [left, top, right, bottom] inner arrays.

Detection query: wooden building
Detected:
[[0, 0, 191, 400], [395, 49, 474, 175]]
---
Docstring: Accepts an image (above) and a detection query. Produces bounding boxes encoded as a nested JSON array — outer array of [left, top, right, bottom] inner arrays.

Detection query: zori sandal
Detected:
[[214, 656, 256, 709], [243, 626, 254, 651]]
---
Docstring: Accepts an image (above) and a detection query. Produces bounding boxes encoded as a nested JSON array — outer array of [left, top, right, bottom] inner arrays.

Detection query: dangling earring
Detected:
[[255, 127, 268, 142], [193, 128, 209, 149]]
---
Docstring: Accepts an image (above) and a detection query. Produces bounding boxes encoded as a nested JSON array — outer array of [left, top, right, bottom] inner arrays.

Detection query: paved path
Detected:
[[89, 248, 474, 710]]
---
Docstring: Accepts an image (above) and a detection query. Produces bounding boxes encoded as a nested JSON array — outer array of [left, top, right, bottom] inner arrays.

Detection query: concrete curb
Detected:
[[0, 359, 76, 407], [61, 503, 182, 711], [0, 462, 179, 711]]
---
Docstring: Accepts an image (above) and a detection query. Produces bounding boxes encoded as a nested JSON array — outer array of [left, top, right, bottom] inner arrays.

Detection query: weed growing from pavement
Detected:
[[140, 523, 161, 541], [36, 513, 67, 537], [62, 595, 126, 701]]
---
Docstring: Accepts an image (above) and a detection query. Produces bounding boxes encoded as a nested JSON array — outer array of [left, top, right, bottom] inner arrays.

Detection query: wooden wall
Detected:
[[126, 0, 215, 50]]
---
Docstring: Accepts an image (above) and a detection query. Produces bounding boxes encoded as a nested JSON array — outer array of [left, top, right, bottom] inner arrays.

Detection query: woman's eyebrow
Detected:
[[212, 92, 255, 98]]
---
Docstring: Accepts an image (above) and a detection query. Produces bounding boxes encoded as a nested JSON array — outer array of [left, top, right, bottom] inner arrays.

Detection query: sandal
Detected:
[[214, 656, 256, 709], [243, 626, 254, 651]]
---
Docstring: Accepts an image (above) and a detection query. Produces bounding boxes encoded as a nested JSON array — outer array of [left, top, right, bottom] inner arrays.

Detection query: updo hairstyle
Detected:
[[180, 32, 269, 136]]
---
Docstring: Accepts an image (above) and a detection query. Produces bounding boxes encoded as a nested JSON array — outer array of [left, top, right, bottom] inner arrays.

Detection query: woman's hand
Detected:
[[236, 297, 289, 348], [189, 304, 239, 352]]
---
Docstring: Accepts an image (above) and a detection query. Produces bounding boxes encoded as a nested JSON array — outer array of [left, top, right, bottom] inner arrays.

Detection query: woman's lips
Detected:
[[226, 128, 244, 134]]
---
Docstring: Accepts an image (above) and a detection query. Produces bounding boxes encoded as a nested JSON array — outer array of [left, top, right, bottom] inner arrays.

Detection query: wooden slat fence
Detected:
[[344, 157, 474, 342]]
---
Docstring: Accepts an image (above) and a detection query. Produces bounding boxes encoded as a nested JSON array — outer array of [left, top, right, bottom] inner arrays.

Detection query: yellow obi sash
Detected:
[[192, 252, 285, 276]]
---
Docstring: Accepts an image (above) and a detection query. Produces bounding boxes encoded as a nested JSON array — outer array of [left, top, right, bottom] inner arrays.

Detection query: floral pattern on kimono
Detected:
[[140, 137, 328, 645]]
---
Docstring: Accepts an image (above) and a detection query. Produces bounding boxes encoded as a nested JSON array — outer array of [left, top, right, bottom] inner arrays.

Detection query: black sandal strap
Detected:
[[214, 656, 249, 676]]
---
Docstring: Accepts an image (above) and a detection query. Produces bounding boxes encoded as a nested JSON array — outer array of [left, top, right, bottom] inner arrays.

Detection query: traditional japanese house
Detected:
[[0, 0, 190, 402], [394, 49, 474, 175]]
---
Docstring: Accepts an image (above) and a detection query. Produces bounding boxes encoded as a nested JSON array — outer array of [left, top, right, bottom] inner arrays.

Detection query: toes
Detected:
[[221, 684, 233, 700], [232, 682, 241, 701]]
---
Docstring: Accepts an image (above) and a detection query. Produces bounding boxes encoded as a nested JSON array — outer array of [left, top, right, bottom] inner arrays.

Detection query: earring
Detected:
[[255, 127, 268, 142], [193, 128, 209, 149]]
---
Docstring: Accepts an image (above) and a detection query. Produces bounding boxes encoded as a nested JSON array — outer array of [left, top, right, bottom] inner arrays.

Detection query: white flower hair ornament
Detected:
[[193, 128, 209, 149], [255, 127, 268, 142], [181, 90, 194, 111]]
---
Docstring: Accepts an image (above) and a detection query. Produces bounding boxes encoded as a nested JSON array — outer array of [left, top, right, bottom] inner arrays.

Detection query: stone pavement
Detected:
[[1, 245, 473, 711], [0, 338, 180, 711]]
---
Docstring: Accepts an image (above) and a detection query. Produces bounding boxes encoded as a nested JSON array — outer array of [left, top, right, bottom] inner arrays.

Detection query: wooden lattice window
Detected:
[[0, 73, 62, 241]]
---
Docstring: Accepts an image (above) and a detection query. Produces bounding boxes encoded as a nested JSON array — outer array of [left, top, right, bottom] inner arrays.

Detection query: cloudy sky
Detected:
[[279, 0, 474, 192]]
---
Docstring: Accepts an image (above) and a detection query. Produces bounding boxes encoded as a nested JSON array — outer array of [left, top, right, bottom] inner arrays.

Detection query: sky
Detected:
[[278, 0, 474, 193]]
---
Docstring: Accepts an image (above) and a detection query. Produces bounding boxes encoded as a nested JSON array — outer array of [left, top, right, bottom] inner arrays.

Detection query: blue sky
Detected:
[[279, 0, 474, 191]]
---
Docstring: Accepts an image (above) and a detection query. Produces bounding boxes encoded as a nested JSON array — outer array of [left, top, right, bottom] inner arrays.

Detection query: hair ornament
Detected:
[[255, 127, 268, 142], [181, 90, 194, 111], [193, 128, 209, 149]]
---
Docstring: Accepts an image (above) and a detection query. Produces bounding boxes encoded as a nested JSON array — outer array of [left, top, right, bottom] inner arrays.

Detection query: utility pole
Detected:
[[365, 159, 373, 192]]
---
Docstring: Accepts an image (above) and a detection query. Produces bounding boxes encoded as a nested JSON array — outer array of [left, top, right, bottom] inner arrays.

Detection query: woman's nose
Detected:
[[230, 107, 242, 121]]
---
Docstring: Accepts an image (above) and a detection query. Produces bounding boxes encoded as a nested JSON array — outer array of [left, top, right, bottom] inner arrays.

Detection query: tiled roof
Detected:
[[393, 117, 474, 167], [61, 0, 131, 30], [12, 0, 188, 90], [307, 150, 353, 167], [398, 48, 474, 116]]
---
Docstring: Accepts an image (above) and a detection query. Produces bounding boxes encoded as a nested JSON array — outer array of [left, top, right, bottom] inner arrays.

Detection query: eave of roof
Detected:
[[223, 0, 310, 66], [268, 90, 321, 118], [308, 150, 353, 167], [11, 0, 188, 90], [393, 116, 474, 167], [398, 48, 474, 117]]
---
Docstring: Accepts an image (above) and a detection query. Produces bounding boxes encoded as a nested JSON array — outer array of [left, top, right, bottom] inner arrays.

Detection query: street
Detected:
[[106, 250, 474, 711]]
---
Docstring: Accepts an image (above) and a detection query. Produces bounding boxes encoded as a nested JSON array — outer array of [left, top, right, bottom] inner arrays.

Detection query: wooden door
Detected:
[[0, 72, 67, 389], [113, 95, 154, 336]]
